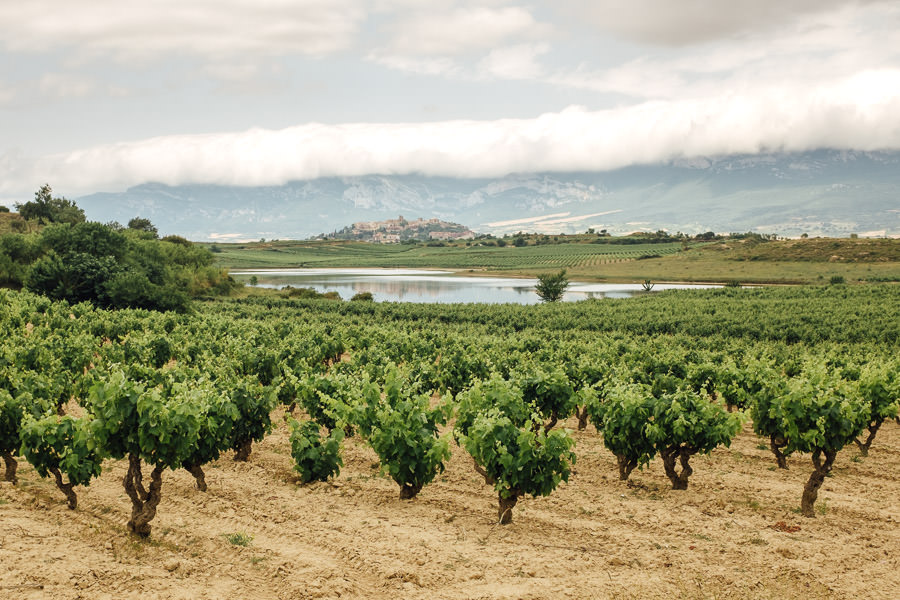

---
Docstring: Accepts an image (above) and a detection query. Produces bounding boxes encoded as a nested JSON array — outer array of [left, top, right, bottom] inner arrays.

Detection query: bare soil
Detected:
[[2, 414, 898, 600]]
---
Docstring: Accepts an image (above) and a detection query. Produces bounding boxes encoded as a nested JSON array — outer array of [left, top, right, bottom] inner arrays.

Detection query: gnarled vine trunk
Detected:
[[660, 447, 694, 490], [854, 420, 882, 457], [399, 482, 422, 500], [541, 411, 559, 434], [575, 406, 589, 431], [616, 454, 638, 481], [123, 454, 164, 537], [183, 461, 207, 492], [801, 449, 836, 518], [770, 434, 789, 469], [2, 451, 17, 484], [498, 490, 520, 524], [50, 465, 78, 509], [233, 439, 253, 462], [472, 458, 494, 486]]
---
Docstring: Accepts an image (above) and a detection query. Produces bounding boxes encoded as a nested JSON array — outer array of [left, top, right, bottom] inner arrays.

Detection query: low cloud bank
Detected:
[[2, 69, 899, 200]]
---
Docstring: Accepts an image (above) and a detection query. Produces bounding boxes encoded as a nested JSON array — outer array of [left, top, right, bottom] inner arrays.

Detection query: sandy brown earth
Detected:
[[2, 412, 898, 600]]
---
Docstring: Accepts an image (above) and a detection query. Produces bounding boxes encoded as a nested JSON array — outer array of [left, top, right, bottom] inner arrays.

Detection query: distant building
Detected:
[[372, 232, 401, 243], [353, 221, 379, 233], [332, 215, 473, 242], [429, 231, 474, 240]]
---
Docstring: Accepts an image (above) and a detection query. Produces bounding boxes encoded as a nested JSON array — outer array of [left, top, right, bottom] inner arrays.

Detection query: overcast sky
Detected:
[[1, 0, 899, 203]]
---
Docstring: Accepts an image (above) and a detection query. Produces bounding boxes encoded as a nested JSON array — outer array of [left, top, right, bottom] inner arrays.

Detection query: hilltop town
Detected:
[[321, 216, 474, 243]]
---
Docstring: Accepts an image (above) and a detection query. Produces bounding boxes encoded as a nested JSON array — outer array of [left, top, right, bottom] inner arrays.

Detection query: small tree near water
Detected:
[[535, 270, 569, 303]]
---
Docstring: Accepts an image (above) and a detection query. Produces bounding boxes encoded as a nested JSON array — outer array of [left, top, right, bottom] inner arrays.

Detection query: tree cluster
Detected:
[[1, 186, 236, 311], [15, 184, 86, 225]]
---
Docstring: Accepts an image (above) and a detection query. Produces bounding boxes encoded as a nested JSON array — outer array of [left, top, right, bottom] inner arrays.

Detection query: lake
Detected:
[[230, 268, 720, 304]]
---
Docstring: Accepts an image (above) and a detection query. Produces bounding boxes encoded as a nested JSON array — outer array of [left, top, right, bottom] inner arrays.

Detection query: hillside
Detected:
[[698, 237, 900, 263], [0, 212, 40, 235]]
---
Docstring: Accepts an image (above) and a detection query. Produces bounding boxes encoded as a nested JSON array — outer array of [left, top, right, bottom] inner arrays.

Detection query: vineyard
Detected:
[[1, 285, 899, 599], [211, 239, 686, 272]]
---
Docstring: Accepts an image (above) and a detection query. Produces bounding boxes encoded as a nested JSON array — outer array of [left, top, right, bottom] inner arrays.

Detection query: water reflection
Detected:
[[232, 269, 720, 304]]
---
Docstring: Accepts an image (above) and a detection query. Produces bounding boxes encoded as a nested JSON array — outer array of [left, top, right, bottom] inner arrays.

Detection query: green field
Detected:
[[210, 239, 686, 271], [211, 236, 900, 284]]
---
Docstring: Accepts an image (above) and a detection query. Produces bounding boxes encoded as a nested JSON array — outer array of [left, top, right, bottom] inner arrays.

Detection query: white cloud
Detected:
[[376, 6, 547, 56], [4, 69, 899, 199], [366, 55, 462, 78], [0, 73, 128, 108], [0, 0, 365, 60], [547, 2, 900, 100], [368, 4, 551, 77], [478, 44, 549, 80], [555, 0, 891, 45], [38, 73, 95, 99]]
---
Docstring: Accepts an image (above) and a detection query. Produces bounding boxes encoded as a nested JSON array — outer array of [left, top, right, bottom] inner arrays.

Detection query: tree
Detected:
[[180, 386, 240, 491], [128, 217, 158, 238], [535, 269, 569, 303], [16, 184, 85, 225], [748, 362, 792, 468]]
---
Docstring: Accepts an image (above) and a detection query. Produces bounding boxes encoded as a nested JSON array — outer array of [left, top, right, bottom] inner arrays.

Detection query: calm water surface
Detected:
[[231, 268, 720, 304]]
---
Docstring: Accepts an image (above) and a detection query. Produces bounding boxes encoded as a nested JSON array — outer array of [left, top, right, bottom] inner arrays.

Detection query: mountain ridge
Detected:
[[75, 150, 900, 241]]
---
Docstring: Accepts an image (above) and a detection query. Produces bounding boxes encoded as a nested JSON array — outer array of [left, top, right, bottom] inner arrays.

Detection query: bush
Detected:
[[587, 384, 656, 480], [0, 390, 30, 484], [455, 375, 576, 523], [287, 418, 343, 483], [351, 369, 451, 499], [87, 370, 203, 536], [19, 413, 103, 508], [854, 360, 900, 456], [459, 411, 575, 524], [10, 213, 222, 311], [753, 363, 870, 516], [644, 387, 743, 490], [227, 378, 277, 461]]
